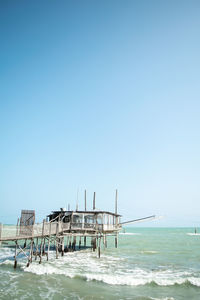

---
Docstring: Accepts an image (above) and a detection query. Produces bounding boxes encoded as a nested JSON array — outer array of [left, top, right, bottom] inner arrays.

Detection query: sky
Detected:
[[0, 0, 200, 226]]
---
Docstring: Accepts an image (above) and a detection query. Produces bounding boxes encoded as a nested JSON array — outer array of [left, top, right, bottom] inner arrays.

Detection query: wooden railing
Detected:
[[0, 221, 120, 241]]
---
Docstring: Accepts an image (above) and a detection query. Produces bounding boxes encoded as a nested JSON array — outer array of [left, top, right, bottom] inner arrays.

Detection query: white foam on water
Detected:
[[119, 233, 141, 236], [187, 233, 200, 236], [0, 247, 14, 260], [140, 250, 158, 254], [150, 297, 175, 300], [0, 259, 14, 266], [2, 246, 200, 288], [188, 277, 200, 287], [23, 250, 200, 287]]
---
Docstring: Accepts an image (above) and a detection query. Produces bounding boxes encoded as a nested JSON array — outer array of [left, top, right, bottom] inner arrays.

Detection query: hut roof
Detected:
[[47, 210, 121, 217]]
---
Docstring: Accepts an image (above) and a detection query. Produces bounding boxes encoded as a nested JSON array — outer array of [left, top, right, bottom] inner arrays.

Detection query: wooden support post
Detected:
[[98, 237, 101, 258], [27, 239, 33, 267], [39, 239, 43, 264], [62, 237, 64, 256], [105, 235, 107, 248], [103, 234, 106, 249], [56, 221, 59, 259], [65, 235, 69, 252], [69, 236, 72, 249], [16, 218, 19, 237], [35, 238, 38, 260], [79, 236, 81, 249], [47, 222, 51, 261], [93, 192, 96, 210], [31, 239, 33, 262], [39, 219, 45, 264], [92, 237, 96, 251], [91, 237, 93, 251], [14, 241, 17, 269], [84, 236, 86, 247], [43, 238, 46, 255], [56, 239, 59, 259], [72, 236, 76, 251], [115, 235, 118, 248]]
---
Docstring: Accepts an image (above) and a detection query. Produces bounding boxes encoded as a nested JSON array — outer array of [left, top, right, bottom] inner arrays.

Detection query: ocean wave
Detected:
[[84, 273, 200, 287], [187, 233, 200, 236], [150, 297, 175, 300], [140, 250, 158, 254], [2, 247, 200, 288], [23, 260, 200, 287], [0, 259, 14, 266]]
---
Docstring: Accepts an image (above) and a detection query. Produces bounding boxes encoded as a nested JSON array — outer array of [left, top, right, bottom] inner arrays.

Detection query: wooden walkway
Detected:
[[0, 220, 120, 268]]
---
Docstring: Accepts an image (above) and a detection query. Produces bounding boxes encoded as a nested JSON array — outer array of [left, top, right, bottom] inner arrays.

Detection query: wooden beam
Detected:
[[93, 192, 96, 210]]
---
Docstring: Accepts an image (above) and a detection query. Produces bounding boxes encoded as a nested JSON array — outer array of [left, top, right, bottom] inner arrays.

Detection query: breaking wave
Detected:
[[19, 251, 200, 287]]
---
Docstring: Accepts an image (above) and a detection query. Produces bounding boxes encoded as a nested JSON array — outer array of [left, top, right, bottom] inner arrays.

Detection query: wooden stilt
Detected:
[[39, 238, 43, 264], [61, 237, 64, 256], [39, 220, 45, 264], [56, 238, 59, 259], [47, 238, 50, 261], [30, 239, 33, 262], [35, 237, 38, 260], [27, 239, 33, 267], [98, 237, 101, 258], [105, 235, 107, 248], [69, 236, 72, 250], [72, 236, 76, 251], [115, 233, 118, 248], [103, 234, 106, 249], [79, 236, 81, 249], [56, 221, 59, 259], [14, 241, 17, 269], [92, 237, 96, 251], [47, 222, 51, 261], [16, 218, 19, 237], [65, 235, 69, 252], [43, 238, 46, 255], [94, 237, 97, 250]]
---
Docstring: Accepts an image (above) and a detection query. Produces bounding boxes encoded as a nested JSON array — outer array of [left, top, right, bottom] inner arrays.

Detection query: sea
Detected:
[[0, 227, 200, 300]]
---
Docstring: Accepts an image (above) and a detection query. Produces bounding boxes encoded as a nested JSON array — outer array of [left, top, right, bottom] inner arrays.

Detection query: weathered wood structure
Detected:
[[0, 190, 155, 268], [0, 190, 123, 268]]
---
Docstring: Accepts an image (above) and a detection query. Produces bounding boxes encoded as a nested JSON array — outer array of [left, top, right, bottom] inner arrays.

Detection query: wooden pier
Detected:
[[0, 190, 155, 268], [0, 191, 122, 268]]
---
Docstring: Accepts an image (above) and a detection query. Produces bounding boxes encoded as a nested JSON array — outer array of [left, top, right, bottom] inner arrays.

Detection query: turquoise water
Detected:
[[0, 228, 200, 299]]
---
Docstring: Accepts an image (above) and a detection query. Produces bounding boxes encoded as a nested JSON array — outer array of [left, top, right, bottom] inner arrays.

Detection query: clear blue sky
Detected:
[[0, 0, 200, 226]]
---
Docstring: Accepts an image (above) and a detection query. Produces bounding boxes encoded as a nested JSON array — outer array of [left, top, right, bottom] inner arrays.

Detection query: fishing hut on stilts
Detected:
[[0, 190, 156, 269], [0, 190, 122, 268]]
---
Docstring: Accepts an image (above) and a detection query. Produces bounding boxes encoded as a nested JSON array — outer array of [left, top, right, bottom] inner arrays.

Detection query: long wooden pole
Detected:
[[93, 192, 96, 210], [56, 221, 59, 259], [35, 237, 38, 260], [39, 219, 45, 264], [14, 241, 17, 268], [47, 222, 51, 261]]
